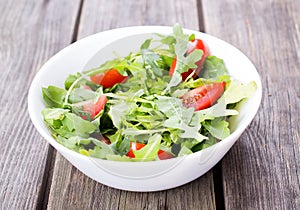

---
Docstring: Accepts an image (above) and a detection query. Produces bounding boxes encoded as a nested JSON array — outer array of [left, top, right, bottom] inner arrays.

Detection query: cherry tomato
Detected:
[[126, 142, 175, 160], [181, 82, 226, 111], [157, 150, 175, 160], [169, 38, 209, 80], [126, 142, 146, 158], [94, 95, 107, 115], [90, 69, 128, 88], [82, 95, 107, 119]]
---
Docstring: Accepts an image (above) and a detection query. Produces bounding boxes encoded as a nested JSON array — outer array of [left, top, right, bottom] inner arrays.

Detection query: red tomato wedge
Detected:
[[181, 82, 226, 111], [169, 38, 209, 80], [90, 69, 128, 88], [82, 95, 107, 119], [157, 150, 175, 160], [126, 142, 146, 158], [126, 142, 175, 160]]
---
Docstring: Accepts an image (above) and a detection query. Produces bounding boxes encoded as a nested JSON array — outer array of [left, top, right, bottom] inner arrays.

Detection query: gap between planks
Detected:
[[37, 1, 85, 209]]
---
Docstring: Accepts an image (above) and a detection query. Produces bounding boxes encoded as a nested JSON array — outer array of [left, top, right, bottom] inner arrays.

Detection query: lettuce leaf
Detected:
[[203, 119, 230, 140], [155, 95, 207, 142], [42, 86, 66, 108], [203, 56, 228, 79], [223, 80, 257, 104], [162, 24, 202, 94], [133, 133, 161, 161], [42, 108, 97, 138]]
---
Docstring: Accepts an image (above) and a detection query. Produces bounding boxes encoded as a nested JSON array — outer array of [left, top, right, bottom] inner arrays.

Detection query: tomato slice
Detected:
[[126, 142, 175, 160], [181, 82, 226, 111], [157, 150, 175, 160], [94, 95, 107, 115], [82, 95, 107, 119], [169, 38, 209, 80], [90, 69, 128, 88], [126, 142, 146, 158]]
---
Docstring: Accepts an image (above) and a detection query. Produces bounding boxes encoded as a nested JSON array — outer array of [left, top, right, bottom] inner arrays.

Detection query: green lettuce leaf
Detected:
[[79, 139, 114, 159], [42, 86, 67, 108], [106, 154, 133, 162], [155, 95, 207, 142], [202, 56, 228, 79], [223, 80, 257, 104], [68, 88, 97, 103], [162, 24, 202, 94], [133, 134, 161, 161], [203, 119, 230, 140], [178, 145, 193, 156], [42, 108, 97, 138]]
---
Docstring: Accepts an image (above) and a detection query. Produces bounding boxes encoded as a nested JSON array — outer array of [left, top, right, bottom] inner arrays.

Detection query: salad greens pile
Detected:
[[42, 24, 256, 161]]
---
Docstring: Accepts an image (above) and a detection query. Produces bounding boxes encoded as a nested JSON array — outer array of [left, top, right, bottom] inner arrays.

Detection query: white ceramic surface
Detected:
[[28, 26, 262, 192]]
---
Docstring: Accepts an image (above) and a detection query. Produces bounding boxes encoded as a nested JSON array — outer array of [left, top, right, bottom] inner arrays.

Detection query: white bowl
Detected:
[[28, 26, 262, 192]]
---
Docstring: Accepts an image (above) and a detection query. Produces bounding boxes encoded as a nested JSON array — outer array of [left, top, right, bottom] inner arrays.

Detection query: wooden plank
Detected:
[[165, 173, 216, 210], [0, 0, 81, 209], [46, 0, 216, 209], [201, 0, 300, 209], [77, 0, 200, 39]]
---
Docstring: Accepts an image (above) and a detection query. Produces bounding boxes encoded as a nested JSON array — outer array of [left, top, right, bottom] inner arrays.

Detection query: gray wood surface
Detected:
[[202, 0, 300, 209], [1, 0, 299, 209], [0, 0, 81, 209]]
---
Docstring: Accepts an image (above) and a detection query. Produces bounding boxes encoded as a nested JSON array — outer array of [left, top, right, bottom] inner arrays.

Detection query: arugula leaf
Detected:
[[106, 154, 133, 161], [64, 73, 99, 90], [108, 100, 129, 129], [196, 97, 239, 123], [68, 88, 97, 103], [42, 108, 68, 121], [133, 133, 161, 161], [141, 49, 163, 77], [63, 113, 96, 137], [158, 34, 176, 47], [223, 80, 257, 104], [79, 139, 114, 159], [155, 95, 207, 142], [140, 38, 152, 50], [203, 119, 230, 140], [42, 108, 97, 138], [56, 135, 82, 151], [202, 56, 228, 79], [42, 86, 66, 108], [178, 145, 193, 156], [162, 24, 202, 94], [191, 136, 217, 152], [181, 76, 231, 89]]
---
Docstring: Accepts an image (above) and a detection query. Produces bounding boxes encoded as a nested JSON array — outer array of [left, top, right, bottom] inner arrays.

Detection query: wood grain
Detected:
[[202, 0, 300, 209], [46, 0, 216, 210], [3, 0, 298, 209], [0, 0, 81, 209]]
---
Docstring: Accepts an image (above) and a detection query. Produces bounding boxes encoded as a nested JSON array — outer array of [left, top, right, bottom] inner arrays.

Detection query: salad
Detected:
[[42, 24, 256, 161]]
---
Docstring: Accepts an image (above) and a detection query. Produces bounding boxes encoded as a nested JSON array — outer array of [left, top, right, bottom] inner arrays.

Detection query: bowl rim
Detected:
[[28, 25, 262, 164]]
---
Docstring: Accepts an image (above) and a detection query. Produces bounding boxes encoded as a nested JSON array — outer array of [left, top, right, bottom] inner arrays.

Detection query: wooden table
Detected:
[[1, 0, 299, 209]]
